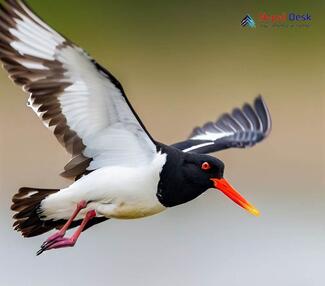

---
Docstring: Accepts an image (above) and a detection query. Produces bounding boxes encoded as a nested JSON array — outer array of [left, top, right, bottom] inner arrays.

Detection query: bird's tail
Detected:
[[11, 187, 60, 237]]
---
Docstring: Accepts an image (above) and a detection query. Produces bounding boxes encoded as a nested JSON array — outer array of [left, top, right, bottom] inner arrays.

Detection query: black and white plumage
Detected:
[[0, 0, 156, 179], [172, 96, 271, 154], [1, 0, 272, 255]]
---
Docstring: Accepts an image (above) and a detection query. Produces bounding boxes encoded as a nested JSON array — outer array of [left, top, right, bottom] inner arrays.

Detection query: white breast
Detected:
[[41, 152, 167, 220]]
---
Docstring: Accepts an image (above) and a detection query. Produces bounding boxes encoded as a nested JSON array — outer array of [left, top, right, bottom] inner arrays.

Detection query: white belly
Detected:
[[41, 153, 167, 220]]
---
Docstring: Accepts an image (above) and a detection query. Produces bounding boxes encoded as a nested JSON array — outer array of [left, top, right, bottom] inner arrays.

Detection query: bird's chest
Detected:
[[92, 155, 167, 219]]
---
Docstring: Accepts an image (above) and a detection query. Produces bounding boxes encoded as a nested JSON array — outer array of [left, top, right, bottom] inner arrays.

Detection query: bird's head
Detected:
[[182, 154, 260, 216]]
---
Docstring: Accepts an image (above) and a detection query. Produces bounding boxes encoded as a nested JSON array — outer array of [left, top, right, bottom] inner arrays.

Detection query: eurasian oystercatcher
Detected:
[[0, 0, 272, 255]]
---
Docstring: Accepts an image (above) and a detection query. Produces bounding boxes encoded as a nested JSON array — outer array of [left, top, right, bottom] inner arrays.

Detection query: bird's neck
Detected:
[[156, 143, 206, 207]]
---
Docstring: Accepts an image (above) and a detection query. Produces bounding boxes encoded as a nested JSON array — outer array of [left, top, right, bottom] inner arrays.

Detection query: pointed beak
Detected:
[[211, 178, 260, 216]]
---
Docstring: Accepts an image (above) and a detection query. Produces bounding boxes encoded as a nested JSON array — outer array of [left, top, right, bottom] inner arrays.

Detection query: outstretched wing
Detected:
[[172, 96, 271, 153], [0, 0, 156, 178]]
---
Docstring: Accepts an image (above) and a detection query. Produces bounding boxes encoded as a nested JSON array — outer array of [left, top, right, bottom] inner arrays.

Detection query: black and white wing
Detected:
[[0, 0, 157, 178], [172, 96, 271, 154]]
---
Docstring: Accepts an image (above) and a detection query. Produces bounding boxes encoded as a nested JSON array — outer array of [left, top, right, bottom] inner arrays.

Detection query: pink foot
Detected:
[[37, 237, 77, 255], [38, 200, 87, 250], [37, 209, 96, 256]]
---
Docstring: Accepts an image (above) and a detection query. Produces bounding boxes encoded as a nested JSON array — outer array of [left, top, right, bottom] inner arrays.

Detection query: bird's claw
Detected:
[[40, 231, 64, 248], [37, 236, 76, 256]]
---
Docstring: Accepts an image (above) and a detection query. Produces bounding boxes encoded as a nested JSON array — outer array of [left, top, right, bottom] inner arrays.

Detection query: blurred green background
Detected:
[[0, 0, 324, 285]]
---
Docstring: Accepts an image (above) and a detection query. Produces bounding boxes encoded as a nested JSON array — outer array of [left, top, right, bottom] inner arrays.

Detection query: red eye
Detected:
[[201, 162, 211, 170]]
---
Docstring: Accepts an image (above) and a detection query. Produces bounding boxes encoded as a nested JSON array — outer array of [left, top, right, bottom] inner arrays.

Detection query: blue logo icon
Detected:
[[241, 15, 256, 28]]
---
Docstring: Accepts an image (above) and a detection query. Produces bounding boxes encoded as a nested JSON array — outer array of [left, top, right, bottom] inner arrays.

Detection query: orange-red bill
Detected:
[[211, 178, 260, 216]]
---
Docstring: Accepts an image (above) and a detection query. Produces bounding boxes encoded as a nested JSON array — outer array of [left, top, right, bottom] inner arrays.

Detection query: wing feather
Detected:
[[0, 0, 156, 179], [172, 96, 272, 153]]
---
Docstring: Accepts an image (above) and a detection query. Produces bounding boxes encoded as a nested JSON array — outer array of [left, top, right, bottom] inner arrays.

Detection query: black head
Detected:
[[157, 144, 259, 216], [181, 153, 224, 189]]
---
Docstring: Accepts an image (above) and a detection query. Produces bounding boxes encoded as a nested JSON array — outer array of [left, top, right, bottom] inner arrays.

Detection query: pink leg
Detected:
[[37, 207, 96, 256], [39, 200, 87, 249]]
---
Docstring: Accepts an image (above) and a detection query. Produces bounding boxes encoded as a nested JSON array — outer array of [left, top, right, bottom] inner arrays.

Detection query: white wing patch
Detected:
[[191, 131, 233, 141], [182, 142, 215, 153]]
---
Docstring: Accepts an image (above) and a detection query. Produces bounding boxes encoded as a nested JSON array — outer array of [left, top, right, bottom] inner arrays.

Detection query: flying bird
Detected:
[[0, 0, 272, 255]]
